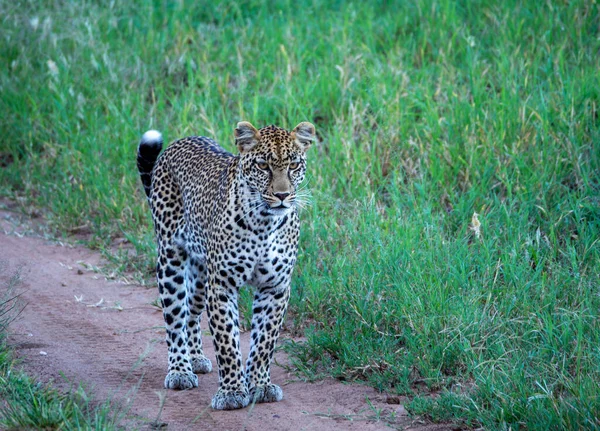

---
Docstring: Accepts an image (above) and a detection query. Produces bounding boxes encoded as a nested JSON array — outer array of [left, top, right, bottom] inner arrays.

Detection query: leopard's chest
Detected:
[[201, 211, 299, 290]]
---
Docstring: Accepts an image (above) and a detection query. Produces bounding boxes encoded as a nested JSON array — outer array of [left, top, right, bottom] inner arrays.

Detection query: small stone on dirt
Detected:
[[386, 395, 401, 404]]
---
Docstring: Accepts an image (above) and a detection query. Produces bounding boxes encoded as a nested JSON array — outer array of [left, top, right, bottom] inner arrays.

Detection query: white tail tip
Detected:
[[141, 130, 163, 146]]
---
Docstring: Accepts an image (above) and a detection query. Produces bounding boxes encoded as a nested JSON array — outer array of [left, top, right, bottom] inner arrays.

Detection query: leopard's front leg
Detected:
[[206, 271, 249, 410], [245, 283, 291, 404]]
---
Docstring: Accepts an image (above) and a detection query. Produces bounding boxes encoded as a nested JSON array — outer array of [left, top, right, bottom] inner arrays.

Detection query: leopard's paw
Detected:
[[164, 370, 198, 390], [211, 388, 250, 410], [191, 356, 213, 374], [249, 383, 283, 404]]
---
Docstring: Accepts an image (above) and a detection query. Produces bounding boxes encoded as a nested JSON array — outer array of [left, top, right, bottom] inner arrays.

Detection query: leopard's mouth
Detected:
[[264, 195, 294, 209], [271, 201, 291, 208], [269, 203, 291, 211], [263, 200, 293, 215]]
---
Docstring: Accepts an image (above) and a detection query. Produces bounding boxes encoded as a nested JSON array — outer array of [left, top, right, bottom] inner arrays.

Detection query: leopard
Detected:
[[136, 121, 315, 410]]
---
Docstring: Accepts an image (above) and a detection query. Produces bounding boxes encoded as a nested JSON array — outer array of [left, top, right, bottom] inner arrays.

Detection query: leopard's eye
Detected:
[[289, 161, 300, 170], [256, 160, 269, 170]]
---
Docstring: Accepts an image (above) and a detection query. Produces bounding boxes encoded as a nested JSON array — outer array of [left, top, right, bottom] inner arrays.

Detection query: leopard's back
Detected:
[[146, 136, 236, 242]]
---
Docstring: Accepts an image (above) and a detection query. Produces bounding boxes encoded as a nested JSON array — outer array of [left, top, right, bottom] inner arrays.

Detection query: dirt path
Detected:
[[1, 215, 453, 431]]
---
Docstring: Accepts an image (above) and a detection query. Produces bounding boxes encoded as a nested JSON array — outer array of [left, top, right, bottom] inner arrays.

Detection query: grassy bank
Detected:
[[1, 0, 599, 428]]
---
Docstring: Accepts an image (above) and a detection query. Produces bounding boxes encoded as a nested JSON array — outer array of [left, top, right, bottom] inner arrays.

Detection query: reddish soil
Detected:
[[1, 212, 455, 431]]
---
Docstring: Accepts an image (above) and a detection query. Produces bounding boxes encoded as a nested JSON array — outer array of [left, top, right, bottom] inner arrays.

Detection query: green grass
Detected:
[[0, 264, 122, 430], [1, 0, 599, 429]]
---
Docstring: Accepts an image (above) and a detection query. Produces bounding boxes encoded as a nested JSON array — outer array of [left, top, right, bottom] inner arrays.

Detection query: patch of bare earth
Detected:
[[1, 211, 455, 431]]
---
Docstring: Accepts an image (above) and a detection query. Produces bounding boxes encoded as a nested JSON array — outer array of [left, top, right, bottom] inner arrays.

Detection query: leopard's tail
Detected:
[[137, 130, 163, 198]]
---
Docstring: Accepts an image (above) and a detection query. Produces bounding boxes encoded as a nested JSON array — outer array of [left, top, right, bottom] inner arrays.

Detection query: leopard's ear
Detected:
[[234, 121, 260, 153], [291, 122, 316, 152]]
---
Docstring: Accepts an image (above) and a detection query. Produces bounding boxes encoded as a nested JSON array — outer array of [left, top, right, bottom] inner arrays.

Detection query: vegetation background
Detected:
[[1, 0, 599, 429]]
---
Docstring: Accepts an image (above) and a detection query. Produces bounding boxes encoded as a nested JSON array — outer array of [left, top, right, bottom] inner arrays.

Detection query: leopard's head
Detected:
[[235, 121, 315, 216]]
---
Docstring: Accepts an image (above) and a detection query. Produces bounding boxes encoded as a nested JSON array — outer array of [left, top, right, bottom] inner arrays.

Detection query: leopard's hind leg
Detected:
[[151, 165, 198, 390], [186, 245, 212, 374], [156, 240, 198, 390]]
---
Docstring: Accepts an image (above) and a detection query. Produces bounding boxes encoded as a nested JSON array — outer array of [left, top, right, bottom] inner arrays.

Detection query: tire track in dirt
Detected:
[[1, 220, 454, 431]]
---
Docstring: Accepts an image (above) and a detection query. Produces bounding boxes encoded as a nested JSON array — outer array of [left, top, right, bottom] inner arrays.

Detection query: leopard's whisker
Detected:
[[237, 200, 265, 220]]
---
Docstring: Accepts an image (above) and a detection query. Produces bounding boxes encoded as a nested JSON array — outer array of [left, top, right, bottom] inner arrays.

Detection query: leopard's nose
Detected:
[[274, 192, 290, 201]]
